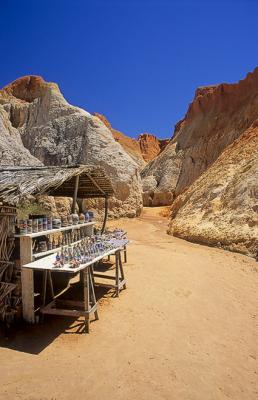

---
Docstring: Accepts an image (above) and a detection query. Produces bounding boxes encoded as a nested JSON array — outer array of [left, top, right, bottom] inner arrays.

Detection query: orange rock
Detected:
[[93, 113, 169, 166], [138, 133, 169, 162]]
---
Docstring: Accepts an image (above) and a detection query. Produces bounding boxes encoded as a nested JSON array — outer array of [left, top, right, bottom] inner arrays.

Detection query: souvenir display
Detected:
[[52, 218, 61, 229], [52, 230, 128, 269], [38, 218, 43, 232], [19, 220, 27, 235], [43, 217, 48, 231], [71, 213, 79, 225], [79, 213, 85, 223], [47, 216, 52, 230], [61, 216, 68, 227], [32, 219, 38, 233], [27, 219, 33, 234]]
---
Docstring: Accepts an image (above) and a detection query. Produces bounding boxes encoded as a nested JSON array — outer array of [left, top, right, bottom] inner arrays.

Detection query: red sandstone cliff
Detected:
[[138, 133, 170, 162], [94, 113, 169, 166], [93, 113, 145, 168], [142, 67, 258, 256]]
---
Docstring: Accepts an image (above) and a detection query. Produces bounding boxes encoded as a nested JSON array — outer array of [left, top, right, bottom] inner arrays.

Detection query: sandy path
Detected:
[[0, 207, 258, 400]]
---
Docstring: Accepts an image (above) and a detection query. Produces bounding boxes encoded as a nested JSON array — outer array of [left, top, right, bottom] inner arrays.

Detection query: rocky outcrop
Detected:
[[138, 133, 170, 162], [94, 113, 170, 167], [93, 113, 146, 168], [0, 76, 143, 218], [142, 67, 258, 206], [0, 105, 41, 166], [142, 67, 258, 256], [141, 142, 180, 206], [168, 125, 258, 257]]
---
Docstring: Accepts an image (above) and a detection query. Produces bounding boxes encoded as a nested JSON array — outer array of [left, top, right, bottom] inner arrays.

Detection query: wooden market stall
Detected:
[[0, 165, 128, 333]]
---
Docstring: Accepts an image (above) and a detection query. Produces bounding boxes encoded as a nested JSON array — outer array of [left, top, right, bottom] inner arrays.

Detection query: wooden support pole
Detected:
[[115, 251, 119, 297], [83, 268, 90, 333], [101, 196, 108, 234], [72, 175, 80, 213]]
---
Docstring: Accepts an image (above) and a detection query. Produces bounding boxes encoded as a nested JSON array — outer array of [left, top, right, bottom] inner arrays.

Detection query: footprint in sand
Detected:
[[174, 289, 192, 298]]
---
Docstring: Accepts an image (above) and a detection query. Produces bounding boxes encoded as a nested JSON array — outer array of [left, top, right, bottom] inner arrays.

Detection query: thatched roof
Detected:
[[0, 165, 114, 205]]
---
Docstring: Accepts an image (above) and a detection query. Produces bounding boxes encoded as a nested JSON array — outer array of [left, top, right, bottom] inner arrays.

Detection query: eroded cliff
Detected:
[[169, 124, 258, 257], [142, 67, 258, 205], [0, 76, 143, 217], [94, 113, 169, 167]]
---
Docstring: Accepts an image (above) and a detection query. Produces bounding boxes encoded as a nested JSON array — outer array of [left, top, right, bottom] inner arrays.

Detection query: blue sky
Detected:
[[1, 0, 258, 138]]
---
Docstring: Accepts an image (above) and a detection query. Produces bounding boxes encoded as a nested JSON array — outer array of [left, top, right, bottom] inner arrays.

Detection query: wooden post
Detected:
[[20, 236, 35, 323], [101, 196, 108, 234], [72, 175, 80, 213], [115, 251, 119, 297], [21, 269, 35, 323], [83, 268, 90, 333]]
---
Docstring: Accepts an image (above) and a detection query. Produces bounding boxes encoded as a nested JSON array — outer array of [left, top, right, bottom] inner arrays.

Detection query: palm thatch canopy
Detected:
[[0, 165, 114, 205]]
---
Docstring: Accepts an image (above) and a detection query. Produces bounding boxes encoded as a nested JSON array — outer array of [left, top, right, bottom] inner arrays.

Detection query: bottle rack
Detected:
[[16, 222, 95, 265], [19, 222, 95, 324]]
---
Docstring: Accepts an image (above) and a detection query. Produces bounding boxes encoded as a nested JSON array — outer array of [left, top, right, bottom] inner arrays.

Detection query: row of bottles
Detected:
[[53, 233, 128, 269]]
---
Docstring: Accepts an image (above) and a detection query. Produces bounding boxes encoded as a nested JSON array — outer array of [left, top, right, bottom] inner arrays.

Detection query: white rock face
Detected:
[[0, 76, 142, 217], [0, 106, 41, 166], [141, 142, 181, 206], [168, 126, 258, 257]]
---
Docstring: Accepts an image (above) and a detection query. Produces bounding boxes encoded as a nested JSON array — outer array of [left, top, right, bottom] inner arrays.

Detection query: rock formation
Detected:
[[142, 67, 258, 256], [169, 124, 258, 257], [138, 133, 170, 162], [142, 67, 258, 205], [93, 113, 146, 168], [94, 113, 169, 167], [0, 105, 41, 166], [0, 76, 143, 218]]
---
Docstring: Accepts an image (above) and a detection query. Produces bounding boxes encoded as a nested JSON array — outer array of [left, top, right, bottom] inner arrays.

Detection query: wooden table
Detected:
[[22, 246, 127, 333]]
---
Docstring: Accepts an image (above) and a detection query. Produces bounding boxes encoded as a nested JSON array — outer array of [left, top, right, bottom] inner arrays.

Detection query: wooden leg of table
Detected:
[[123, 245, 127, 263], [83, 268, 90, 333], [115, 251, 119, 297], [90, 263, 96, 286], [119, 251, 127, 289], [48, 271, 54, 299], [40, 270, 48, 322], [42, 271, 47, 307], [21, 268, 35, 323], [89, 269, 99, 320]]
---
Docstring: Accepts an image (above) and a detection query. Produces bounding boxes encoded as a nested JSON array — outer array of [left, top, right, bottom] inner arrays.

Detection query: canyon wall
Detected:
[[94, 113, 169, 167], [169, 124, 258, 257], [142, 68, 258, 205], [142, 68, 258, 256], [93, 112, 146, 168], [0, 105, 41, 166], [0, 76, 142, 217]]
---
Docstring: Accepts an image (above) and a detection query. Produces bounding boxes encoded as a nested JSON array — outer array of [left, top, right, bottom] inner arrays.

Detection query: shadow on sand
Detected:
[[0, 261, 117, 355]]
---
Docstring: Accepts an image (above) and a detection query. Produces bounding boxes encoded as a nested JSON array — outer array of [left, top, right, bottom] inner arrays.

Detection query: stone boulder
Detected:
[[0, 76, 143, 218]]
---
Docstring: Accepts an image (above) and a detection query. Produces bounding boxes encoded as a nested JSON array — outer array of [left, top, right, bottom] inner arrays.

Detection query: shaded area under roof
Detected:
[[0, 165, 114, 205]]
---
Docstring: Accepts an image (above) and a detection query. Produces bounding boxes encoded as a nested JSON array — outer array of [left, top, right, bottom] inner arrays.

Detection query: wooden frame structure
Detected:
[[22, 245, 127, 332], [0, 164, 115, 327], [0, 164, 114, 233]]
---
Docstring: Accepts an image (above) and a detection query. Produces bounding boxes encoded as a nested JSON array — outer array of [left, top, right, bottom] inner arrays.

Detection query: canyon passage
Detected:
[[1, 207, 258, 400]]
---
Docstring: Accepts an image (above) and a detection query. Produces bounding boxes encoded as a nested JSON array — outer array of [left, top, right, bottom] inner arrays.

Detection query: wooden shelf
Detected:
[[22, 246, 124, 274], [14, 221, 95, 239], [33, 239, 82, 259]]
